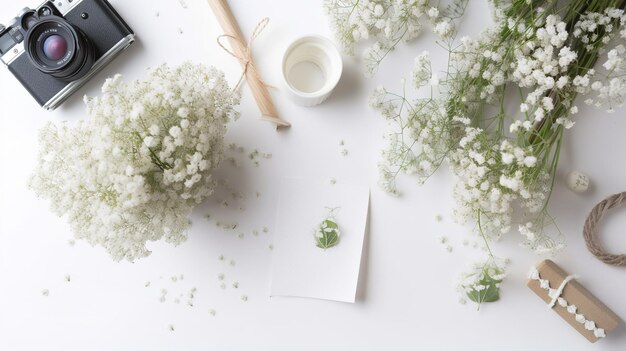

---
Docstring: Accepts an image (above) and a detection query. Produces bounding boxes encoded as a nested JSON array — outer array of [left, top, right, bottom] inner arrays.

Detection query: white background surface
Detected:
[[1, 0, 625, 350]]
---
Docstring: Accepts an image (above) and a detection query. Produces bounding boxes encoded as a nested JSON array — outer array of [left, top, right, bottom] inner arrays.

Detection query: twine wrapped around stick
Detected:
[[217, 17, 271, 91], [207, 0, 290, 128], [583, 191, 626, 266]]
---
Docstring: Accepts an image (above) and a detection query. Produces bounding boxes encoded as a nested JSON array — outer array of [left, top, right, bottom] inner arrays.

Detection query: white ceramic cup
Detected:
[[281, 35, 343, 107]]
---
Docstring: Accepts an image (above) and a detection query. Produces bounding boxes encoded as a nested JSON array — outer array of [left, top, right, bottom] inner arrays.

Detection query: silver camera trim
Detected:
[[0, 42, 25, 65], [56, 0, 83, 16], [43, 33, 135, 110]]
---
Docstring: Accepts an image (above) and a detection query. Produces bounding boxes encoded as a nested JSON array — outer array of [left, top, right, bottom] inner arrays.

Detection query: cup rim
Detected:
[[281, 35, 343, 98]]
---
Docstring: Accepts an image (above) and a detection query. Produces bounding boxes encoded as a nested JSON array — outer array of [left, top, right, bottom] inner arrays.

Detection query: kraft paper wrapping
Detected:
[[207, 0, 290, 128], [528, 259, 621, 343]]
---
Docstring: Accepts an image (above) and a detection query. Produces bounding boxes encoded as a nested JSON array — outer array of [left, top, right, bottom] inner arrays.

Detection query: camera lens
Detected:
[[42, 34, 67, 60], [25, 16, 95, 81]]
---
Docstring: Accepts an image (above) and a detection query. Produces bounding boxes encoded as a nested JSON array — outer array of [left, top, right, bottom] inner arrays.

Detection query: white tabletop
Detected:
[[1, 0, 625, 350]]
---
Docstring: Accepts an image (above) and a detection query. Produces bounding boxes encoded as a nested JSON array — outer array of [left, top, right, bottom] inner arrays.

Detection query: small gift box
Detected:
[[527, 259, 621, 342]]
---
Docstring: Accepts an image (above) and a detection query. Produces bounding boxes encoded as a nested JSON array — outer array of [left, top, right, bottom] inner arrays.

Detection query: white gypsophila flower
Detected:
[[428, 7, 439, 19], [371, 88, 452, 195], [412, 51, 432, 88], [448, 128, 552, 241], [374, 0, 626, 307], [519, 220, 565, 253], [323, 0, 468, 75], [373, 1, 626, 257], [587, 44, 626, 111], [433, 19, 454, 39], [30, 63, 240, 262]]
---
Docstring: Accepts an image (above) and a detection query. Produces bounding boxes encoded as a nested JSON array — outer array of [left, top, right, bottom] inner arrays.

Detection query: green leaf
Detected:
[[466, 267, 503, 304], [324, 219, 338, 230], [316, 219, 340, 250]]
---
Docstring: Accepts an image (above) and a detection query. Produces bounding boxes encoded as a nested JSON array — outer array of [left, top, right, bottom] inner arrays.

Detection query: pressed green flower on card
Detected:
[[314, 208, 341, 250]]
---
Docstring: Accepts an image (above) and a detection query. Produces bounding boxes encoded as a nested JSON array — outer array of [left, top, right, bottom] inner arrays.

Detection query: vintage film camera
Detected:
[[0, 0, 135, 110]]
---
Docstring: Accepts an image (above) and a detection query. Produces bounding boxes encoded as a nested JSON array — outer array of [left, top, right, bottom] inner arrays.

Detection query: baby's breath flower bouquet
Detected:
[[30, 63, 240, 262], [324, 0, 468, 75], [372, 0, 626, 306]]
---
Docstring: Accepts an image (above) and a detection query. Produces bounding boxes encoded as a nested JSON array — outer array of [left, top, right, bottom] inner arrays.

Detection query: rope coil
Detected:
[[583, 192, 626, 266]]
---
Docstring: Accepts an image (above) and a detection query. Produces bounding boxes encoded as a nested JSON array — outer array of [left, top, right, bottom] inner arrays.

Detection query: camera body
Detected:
[[0, 0, 134, 110]]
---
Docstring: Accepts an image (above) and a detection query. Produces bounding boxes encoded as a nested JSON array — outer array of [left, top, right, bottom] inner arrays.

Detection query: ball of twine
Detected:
[[583, 192, 626, 266]]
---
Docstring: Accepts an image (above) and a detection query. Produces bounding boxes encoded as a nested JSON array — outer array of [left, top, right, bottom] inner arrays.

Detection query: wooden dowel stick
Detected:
[[207, 0, 290, 128]]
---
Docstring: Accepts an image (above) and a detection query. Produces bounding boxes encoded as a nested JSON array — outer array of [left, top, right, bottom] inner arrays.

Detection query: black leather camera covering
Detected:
[[8, 0, 133, 106]]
